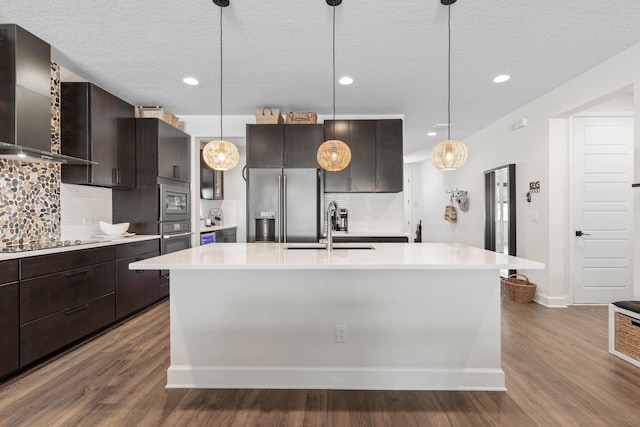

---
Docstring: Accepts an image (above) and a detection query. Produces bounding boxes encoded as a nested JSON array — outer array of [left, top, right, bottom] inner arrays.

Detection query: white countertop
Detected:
[[130, 242, 545, 271], [199, 224, 238, 233], [0, 235, 160, 261]]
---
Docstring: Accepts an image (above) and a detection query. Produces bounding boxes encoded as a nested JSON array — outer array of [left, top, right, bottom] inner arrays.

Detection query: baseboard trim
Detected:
[[533, 293, 569, 307], [166, 366, 506, 391]]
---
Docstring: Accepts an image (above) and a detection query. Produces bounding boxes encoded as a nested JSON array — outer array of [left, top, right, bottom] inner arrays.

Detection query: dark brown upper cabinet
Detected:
[[200, 149, 224, 200], [61, 82, 135, 189], [375, 119, 404, 192], [246, 124, 324, 168], [323, 119, 403, 193], [154, 119, 190, 182]]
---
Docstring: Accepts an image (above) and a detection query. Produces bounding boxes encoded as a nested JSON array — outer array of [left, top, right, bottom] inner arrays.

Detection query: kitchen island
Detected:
[[130, 242, 544, 391]]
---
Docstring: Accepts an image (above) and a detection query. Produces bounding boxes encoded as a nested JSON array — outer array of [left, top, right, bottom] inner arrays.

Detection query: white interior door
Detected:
[[571, 115, 634, 304]]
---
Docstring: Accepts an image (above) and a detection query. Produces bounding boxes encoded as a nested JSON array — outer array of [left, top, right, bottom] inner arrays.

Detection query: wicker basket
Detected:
[[255, 108, 283, 124], [615, 312, 640, 362], [501, 273, 537, 303], [286, 111, 317, 124], [137, 106, 180, 128]]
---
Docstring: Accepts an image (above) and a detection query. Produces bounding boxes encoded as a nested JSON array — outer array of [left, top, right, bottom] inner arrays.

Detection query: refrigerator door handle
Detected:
[[283, 174, 288, 243], [277, 174, 282, 243]]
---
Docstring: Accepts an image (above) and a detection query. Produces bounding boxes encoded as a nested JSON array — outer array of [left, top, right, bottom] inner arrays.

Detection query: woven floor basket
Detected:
[[501, 273, 536, 303], [615, 312, 640, 362]]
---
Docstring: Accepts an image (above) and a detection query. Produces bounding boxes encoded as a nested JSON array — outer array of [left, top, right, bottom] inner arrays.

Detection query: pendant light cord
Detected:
[[219, 6, 224, 140], [332, 3, 337, 139], [332, 4, 336, 122], [447, 3, 451, 141]]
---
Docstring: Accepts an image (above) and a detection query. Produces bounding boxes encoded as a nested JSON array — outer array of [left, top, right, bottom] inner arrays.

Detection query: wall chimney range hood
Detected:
[[0, 24, 94, 165]]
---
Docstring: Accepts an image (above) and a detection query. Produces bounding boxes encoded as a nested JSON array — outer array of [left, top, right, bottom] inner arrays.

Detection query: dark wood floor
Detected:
[[1, 298, 639, 426]]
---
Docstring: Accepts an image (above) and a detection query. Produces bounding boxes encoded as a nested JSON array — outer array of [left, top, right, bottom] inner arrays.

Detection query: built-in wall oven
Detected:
[[158, 180, 192, 280], [160, 221, 191, 254]]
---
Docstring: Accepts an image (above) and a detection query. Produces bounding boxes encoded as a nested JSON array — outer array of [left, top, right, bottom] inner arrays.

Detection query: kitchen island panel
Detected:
[[167, 268, 504, 391]]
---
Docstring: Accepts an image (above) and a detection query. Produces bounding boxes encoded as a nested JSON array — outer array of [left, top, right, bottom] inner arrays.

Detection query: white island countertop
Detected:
[[130, 242, 544, 271]]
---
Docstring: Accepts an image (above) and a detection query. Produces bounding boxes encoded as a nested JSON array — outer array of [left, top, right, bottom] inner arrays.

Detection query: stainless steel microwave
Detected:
[[159, 182, 190, 222]]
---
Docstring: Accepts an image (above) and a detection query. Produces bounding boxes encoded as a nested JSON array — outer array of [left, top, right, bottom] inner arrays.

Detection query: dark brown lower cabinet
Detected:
[[116, 241, 161, 320], [0, 259, 19, 379], [20, 294, 115, 366], [3, 239, 163, 376], [18, 248, 117, 367]]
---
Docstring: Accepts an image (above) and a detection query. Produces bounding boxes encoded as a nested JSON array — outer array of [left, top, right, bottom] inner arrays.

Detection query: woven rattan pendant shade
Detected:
[[317, 0, 350, 172], [317, 139, 351, 172], [431, 139, 467, 170], [204, 0, 239, 171], [203, 139, 239, 171], [431, 0, 467, 171]]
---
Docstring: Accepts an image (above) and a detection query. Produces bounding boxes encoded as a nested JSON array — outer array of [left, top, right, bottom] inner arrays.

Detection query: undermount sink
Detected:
[[284, 243, 375, 250]]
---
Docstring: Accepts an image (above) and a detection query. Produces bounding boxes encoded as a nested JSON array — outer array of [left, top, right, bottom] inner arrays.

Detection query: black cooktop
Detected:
[[0, 240, 93, 254]]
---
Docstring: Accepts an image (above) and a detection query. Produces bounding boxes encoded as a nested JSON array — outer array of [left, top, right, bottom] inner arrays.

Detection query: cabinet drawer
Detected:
[[0, 259, 19, 285], [116, 251, 160, 320], [20, 293, 115, 367], [21, 246, 115, 279], [116, 240, 159, 259], [21, 261, 115, 323]]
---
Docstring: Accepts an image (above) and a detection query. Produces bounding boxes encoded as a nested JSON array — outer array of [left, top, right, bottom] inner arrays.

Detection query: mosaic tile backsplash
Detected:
[[0, 62, 62, 247]]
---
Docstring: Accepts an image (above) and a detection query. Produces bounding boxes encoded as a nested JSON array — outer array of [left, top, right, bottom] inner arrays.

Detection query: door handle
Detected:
[[163, 232, 192, 239], [283, 174, 288, 244], [575, 231, 591, 237]]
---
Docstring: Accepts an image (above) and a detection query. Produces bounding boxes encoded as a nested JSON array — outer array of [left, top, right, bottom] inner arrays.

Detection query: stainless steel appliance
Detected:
[[200, 228, 237, 245], [334, 208, 348, 231], [160, 221, 191, 254], [0, 24, 92, 164], [157, 180, 191, 280], [254, 211, 276, 242], [247, 168, 322, 243], [159, 182, 190, 222]]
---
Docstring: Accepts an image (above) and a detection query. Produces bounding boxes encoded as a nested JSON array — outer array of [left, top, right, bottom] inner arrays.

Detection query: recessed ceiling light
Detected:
[[183, 77, 199, 86], [339, 76, 353, 85], [427, 132, 437, 136], [493, 74, 510, 83]]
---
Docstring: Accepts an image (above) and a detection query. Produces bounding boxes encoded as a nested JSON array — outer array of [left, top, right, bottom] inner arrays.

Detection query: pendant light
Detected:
[[317, 0, 351, 172], [203, 0, 239, 171], [431, 0, 467, 171]]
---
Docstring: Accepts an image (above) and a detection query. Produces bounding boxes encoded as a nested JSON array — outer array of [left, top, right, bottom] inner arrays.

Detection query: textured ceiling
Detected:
[[2, 0, 640, 160]]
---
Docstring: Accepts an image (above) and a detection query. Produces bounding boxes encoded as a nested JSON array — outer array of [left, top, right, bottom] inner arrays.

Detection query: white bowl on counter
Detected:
[[99, 221, 130, 236]]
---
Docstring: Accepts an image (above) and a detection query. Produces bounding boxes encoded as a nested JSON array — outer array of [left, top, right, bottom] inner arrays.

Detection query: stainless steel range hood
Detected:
[[0, 24, 94, 165]]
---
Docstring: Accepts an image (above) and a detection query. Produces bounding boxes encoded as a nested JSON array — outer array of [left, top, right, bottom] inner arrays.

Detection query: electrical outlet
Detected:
[[335, 324, 347, 343]]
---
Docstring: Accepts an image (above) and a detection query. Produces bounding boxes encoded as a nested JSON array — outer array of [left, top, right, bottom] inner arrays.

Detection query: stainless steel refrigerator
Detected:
[[247, 168, 322, 243]]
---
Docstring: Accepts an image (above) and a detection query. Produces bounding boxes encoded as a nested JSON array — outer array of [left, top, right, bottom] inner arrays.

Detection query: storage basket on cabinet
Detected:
[[137, 106, 180, 128], [255, 108, 283, 124], [501, 273, 536, 303]]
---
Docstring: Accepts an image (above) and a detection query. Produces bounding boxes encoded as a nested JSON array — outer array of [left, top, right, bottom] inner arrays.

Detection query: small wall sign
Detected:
[[529, 181, 540, 193]]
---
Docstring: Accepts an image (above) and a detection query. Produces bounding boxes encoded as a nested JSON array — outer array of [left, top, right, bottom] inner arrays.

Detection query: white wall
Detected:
[[60, 183, 112, 240], [412, 40, 640, 305]]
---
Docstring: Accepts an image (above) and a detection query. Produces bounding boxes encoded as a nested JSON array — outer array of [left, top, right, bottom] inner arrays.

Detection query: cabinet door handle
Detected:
[[65, 269, 90, 278], [173, 165, 180, 179], [112, 168, 117, 184], [64, 304, 89, 316], [117, 168, 121, 184]]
